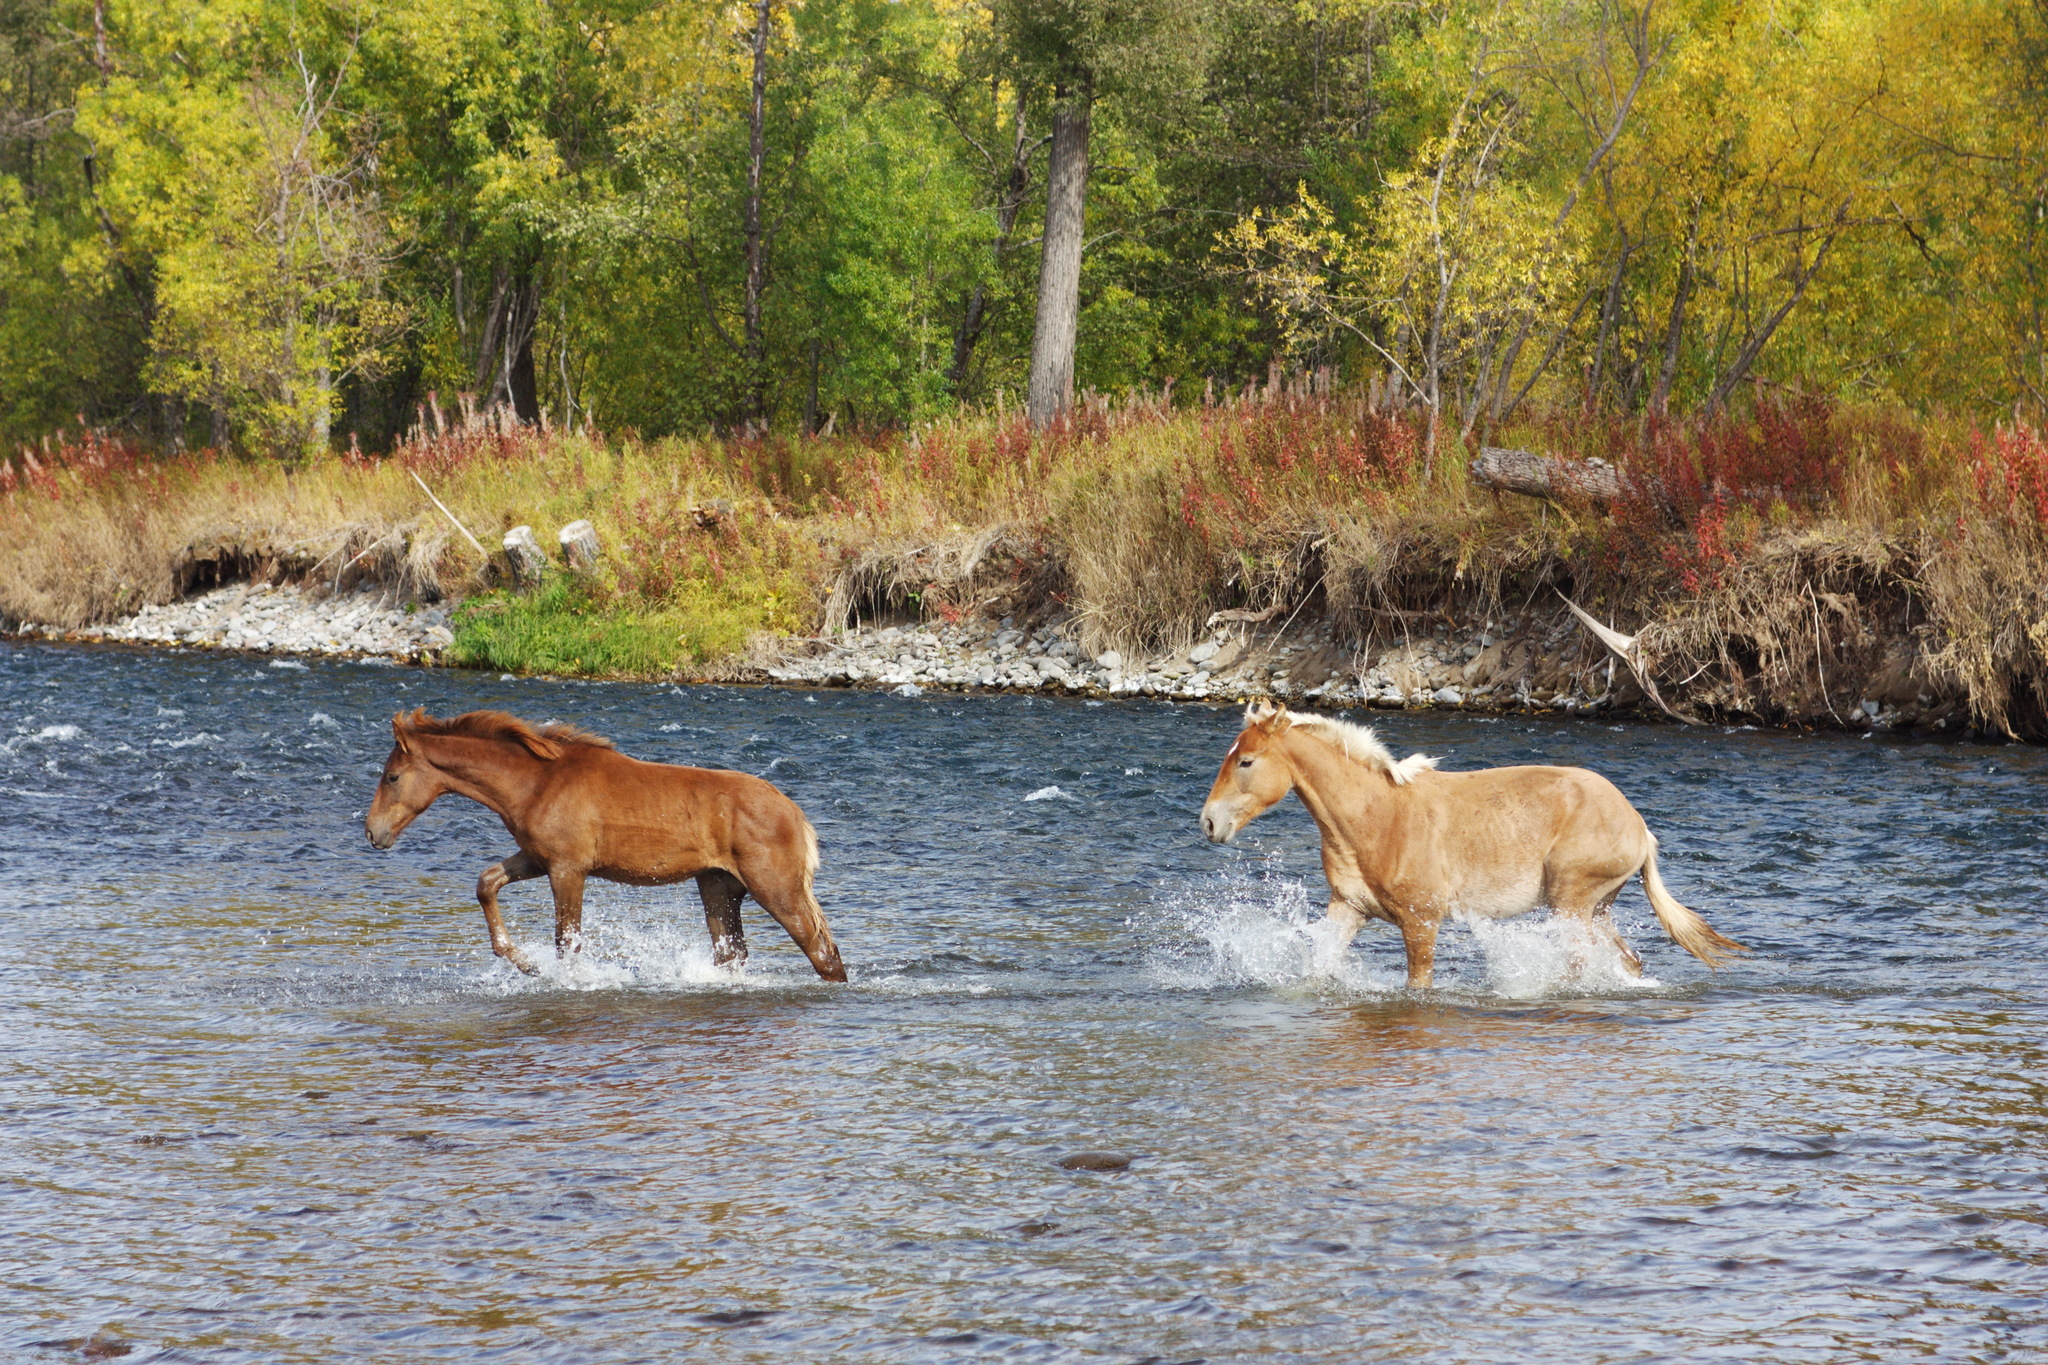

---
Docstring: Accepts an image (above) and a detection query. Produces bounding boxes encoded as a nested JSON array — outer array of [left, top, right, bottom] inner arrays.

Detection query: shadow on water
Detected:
[[3, 641, 2047, 1363]]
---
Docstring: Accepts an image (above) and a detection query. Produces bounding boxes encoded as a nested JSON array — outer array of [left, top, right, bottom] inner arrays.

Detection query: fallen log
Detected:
[[1469, 447, 1625, 505]]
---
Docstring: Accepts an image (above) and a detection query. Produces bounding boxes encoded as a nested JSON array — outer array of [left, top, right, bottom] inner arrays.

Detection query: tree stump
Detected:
[[502, 525, 547, 585], [558, 519, 600, 571]]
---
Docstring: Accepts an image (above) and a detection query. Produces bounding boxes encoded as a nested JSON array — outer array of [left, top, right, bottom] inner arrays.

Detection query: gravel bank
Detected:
[[771, 611, 1651, 717], [21, 582, 455, 661]]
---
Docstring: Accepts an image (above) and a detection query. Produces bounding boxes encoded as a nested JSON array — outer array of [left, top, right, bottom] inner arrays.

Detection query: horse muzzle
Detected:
[[1200, 802, 1239, 845]]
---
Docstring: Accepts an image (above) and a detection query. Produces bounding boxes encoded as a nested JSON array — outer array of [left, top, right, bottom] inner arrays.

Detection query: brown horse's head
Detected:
[[1201, 701, 1298, 844], [366, 711, 444, 850]]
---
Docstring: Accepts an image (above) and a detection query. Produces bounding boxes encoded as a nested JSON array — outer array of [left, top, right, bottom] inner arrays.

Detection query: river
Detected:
[[3, 643, 2044, 1362]]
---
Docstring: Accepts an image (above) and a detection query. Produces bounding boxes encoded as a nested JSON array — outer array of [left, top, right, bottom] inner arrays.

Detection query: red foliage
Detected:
[[1970, 424, 2048, 534]]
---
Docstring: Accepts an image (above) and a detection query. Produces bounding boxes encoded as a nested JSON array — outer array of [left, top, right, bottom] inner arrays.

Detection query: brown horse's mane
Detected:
[[398, 708, 615, 756]]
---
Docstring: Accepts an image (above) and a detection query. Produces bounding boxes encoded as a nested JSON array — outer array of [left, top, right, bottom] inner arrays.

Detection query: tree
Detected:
[[993, 0, 1212, 427]]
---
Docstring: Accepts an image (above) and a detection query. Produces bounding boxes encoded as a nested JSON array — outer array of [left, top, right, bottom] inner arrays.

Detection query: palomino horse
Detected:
[[365, 709, 847, 981], [1200, 702, 1741, 987]]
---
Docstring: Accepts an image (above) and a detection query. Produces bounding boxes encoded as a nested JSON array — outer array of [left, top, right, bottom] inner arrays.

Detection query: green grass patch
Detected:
[[448, 555, 814, 679]]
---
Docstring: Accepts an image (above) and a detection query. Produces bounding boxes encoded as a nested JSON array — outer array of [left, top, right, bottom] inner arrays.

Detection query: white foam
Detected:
[[1023, 785, 1070, 802], [269, 659, 308, 671], [308, 711, 341, 730], [2, 724, 82, 755], [155, 732, 222, 749]]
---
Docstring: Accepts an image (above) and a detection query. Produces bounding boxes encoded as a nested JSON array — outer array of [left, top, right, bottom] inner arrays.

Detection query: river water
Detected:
[[2, 643, 2044, 1363]]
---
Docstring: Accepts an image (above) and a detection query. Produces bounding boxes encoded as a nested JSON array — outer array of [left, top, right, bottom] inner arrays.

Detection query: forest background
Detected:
[[8, 0, 2048, 737], [7, 0, 2047, 450]]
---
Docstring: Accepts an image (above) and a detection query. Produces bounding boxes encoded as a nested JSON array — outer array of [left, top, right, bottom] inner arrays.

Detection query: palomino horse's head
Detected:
[[365, 711, 444, 850], [1201, 701, 1298, 844]]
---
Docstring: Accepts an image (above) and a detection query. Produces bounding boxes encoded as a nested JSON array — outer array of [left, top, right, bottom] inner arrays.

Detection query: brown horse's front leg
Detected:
[[549, 868, 587, 958], [696, 870, 749, 969], [1396, 913, 1441, 989], [478, 852, 546, 975]]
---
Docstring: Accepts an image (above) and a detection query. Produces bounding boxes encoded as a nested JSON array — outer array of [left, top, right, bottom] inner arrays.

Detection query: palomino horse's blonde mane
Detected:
[[1254, 703, 1438, 785], [397, 707, 616, 757]]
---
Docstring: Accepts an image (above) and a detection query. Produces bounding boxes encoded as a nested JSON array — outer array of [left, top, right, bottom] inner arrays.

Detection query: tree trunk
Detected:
[[1026, 82, 1091, 429], [742, 0, 773, 425], [1650, 243, 1695, 416], [949, 83, 1033, 396]]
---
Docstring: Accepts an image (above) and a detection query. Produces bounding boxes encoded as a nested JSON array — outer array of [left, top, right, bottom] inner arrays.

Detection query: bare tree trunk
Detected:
[[1587, 241, 1633, 405], [1704, 205, 1849, 413], [805, 337, 820, 434], [1026, 81, 1091, 429], [949, 84, 1033, 395], [742, 0, 773, 425], [1650, 235, 1695, 415]]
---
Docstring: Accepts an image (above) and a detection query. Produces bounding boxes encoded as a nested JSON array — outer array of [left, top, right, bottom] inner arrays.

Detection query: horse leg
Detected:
[[477, 851, 547, 975], [1550, 873, 1642, 979], [737, 859, 847, 983], [1396, 914, 1441, 989], [548, 867, 587, 959], [1313, 899, 1367, 971], [696, 870, 749, 969]]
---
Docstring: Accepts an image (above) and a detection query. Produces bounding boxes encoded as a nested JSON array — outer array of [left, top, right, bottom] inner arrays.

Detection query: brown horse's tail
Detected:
[[1641, 836, 1745, 968]]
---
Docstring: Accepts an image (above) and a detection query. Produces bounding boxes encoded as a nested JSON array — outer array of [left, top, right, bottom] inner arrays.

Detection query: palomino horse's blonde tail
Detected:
[[1641, 836, 1745, 968]]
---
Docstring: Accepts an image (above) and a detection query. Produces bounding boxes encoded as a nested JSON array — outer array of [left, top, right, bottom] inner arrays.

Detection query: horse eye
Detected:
[[1238, 758, 1254, 768]]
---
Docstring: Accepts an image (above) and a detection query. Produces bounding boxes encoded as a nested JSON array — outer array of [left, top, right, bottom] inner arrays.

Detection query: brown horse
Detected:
[[364, 708, 847, 981], [1200, 702, 1741, 987]]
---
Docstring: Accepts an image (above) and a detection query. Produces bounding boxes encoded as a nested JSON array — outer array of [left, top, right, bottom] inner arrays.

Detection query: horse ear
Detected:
[[390, 711, 413, 755], [1245, 698, 1276, 726], [1267, 706, 1293, 736]]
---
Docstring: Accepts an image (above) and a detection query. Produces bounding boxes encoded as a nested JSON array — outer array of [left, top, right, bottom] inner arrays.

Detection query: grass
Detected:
[[5, 389, 2048, 735]]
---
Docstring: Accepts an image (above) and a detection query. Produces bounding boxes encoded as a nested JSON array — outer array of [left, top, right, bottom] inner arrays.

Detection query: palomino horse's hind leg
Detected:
[[548, 867, 587, 957], [1550, 873, 1643, 979], [478, 851, 547, 975], [696, 870, 749, 969], [1396, 915, 1441, 989], [738, 860, 848, 982]]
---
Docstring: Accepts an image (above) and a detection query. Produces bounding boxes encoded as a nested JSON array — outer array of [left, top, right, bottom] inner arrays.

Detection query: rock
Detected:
[[1431, 686, 1464, 705], [1095, 649, 1122, 670], [1189, 639, 1219, 665], [1056, 1151, 1133, 1172], [503, 525, 547, 584], [558, 519, 600, 571]]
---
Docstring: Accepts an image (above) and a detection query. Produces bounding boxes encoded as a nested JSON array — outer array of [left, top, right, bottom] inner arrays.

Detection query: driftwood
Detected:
[[1559, 593, 1702, 726], [1469, 447, 1626, 505], [1206, 603, 1286, 629]]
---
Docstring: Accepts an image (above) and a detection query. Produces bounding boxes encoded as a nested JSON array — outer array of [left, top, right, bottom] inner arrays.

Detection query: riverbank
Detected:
[[15, 574, 1962, 737], [2, 398, 2041, 737]]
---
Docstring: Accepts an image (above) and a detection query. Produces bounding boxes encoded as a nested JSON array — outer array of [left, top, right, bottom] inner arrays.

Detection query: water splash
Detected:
[[1148, 864, 1662, 1000], [1145, 866, 1400, 996], [1024, 785, 1070, 802], [1460, 913, 1661, 999]]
